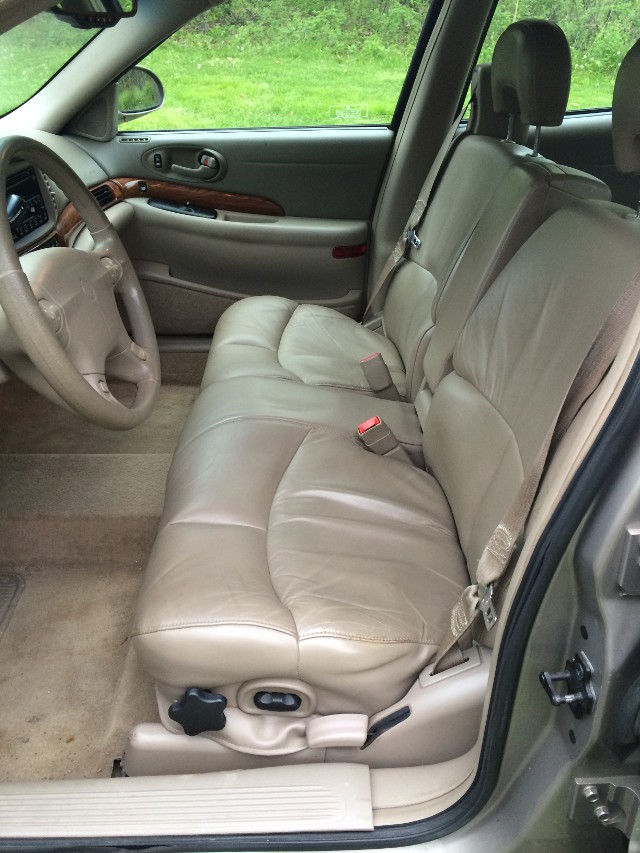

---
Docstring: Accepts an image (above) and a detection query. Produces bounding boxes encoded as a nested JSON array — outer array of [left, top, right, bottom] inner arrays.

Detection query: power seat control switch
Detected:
[[254, 691, 302, 713], [540, 651, 596, 719]]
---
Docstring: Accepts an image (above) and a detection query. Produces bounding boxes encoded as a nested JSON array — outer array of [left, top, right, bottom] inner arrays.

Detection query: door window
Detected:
[[120, 0, 429, 130]]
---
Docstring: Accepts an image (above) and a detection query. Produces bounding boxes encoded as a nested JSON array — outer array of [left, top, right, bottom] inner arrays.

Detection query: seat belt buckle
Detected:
[[406, 229, 422, 250], [360, 352, 402, 401], [357, 416, 412, 464], [478, 583, 498, 631]]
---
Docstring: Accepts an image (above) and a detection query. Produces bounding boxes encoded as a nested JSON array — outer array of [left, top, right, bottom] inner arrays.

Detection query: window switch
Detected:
[[153, 153, 162, 169]]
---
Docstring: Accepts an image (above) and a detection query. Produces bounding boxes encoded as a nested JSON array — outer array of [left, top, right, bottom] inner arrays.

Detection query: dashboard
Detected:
[[5, 166, 59, 252]]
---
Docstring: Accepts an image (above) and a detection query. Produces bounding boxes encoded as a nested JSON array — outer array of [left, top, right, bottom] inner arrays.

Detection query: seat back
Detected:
[[382, 19, 605, 401], [425, 199, 640, 574], [419, 153, 610, 397], [424, 37, 640, 576]]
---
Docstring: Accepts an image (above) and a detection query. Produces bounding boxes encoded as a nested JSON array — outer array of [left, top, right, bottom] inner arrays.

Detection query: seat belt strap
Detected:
[[431, 266, 640, 674], [361, 93, 473, 326]]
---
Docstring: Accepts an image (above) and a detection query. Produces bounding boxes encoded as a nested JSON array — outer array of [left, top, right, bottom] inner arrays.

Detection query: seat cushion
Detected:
[[201, 296, 408, 398], [132, 418, 469, 717], [180, 376, 426, 466]]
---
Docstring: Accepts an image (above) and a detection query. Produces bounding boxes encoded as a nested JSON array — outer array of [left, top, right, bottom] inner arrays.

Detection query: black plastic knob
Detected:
[[168, 687, 227, 736]]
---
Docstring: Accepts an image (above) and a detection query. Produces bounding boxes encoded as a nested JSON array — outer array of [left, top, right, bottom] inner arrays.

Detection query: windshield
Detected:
[[0, 12, 99, 118]]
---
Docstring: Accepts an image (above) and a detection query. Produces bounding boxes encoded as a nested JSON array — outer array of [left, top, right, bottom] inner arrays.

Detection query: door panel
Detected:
[[74, 127, 393, 219], [122, 200, 367, 334], [71, 127, 392, 335]]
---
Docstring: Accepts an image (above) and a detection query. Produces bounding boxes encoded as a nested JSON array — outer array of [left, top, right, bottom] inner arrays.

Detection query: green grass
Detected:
[[124, 41, 412, 130], [0, 3, 623, 129], [0, 16, 97, 117], [124, 39, 617, 133]]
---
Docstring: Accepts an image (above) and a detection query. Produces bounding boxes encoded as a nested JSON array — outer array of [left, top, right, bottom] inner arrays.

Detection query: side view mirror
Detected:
[[117, 66, 164, 123]]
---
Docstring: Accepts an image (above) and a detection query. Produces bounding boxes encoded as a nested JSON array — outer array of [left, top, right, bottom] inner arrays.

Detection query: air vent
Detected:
[[91, 184, 116, 208]]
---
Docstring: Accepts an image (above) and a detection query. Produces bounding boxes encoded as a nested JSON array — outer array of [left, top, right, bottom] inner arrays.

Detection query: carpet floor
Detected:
[[0, 352, 205, 781]]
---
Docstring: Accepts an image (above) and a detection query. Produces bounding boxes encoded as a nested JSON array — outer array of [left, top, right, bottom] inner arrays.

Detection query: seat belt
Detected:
[[361, 91, 474, 327], [432, 266, 640, 675]]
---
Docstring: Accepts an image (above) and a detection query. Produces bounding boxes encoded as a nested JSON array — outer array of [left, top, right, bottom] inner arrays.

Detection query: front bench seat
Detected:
[[201, 20, 572, 402], [133, 202, 640, 745], [131, 38, 640, 766]]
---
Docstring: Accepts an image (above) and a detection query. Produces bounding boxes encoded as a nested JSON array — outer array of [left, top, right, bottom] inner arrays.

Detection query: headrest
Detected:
[[491, 19, 571, 127], [468, 63, 529, 143], [612, 39, 640, 175]]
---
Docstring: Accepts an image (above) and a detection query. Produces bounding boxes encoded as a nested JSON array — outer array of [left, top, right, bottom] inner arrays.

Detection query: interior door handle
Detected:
[[170, 151, 220, 181]]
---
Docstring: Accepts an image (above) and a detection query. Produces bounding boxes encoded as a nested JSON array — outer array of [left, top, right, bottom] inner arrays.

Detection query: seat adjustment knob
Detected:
[[168, 687, 227, 736]]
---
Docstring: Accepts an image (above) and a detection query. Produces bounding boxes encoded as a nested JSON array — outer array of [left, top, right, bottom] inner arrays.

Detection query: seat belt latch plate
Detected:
[[479, 583, 498, 631], [406, 229, 421, 250]]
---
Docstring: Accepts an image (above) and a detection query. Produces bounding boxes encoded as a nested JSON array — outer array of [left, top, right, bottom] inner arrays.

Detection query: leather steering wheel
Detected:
[[0, 135, 160, 430]]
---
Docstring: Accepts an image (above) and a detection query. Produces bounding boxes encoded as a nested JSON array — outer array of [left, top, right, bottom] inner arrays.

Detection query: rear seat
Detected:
[[201, 20, 607, 405], [129, 34, 640, 770]]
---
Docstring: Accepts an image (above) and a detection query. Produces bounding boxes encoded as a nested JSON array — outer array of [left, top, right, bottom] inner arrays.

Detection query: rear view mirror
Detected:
[[51, 0, 137, 29]]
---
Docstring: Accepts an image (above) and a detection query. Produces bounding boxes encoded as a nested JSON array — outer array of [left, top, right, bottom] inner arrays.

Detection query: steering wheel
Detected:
[[0, 135, 160, 430]]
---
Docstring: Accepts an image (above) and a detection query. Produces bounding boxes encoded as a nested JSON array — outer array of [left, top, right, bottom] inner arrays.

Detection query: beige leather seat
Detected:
[[134, 200, 640, 732], [173, 23, 609, 467], [201, 20, 590, 403], [131, 38, 640, 766]]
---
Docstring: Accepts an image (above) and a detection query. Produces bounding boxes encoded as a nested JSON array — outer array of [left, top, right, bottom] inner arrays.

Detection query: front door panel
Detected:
[[73, 127, 393, 335]]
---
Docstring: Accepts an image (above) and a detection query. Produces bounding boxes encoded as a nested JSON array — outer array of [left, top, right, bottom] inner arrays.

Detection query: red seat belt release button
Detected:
[[360, 352, 402, 401], [358, 415, 381, 435], [357, 416, 412, 464]]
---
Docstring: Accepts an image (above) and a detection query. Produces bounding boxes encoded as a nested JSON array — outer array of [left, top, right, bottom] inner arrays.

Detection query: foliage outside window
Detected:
[[480, 0, 640, 110], [0, 14, 98, 117], [121, 0, 426, 130]]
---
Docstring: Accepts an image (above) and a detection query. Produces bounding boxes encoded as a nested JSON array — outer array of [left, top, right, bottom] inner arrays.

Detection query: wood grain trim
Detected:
[[54, 178, 284, 248], [56, 205, 81, 243], [111, 178, 285, 216], [56, 180, 124, 244]]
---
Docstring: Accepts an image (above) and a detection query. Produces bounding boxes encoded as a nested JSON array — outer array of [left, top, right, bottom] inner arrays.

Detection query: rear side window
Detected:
[[121, 0, 428, 130], [480, 0, 640, 110]]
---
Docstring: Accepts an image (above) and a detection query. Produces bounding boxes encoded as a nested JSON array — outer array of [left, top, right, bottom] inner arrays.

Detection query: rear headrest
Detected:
[[491, 19, 571, 127], [612, 39, 640, 175], [468, 63, 529, 143]]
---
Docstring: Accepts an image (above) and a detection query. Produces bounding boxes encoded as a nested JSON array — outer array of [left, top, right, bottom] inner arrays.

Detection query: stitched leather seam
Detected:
[[134, 621, 443, 645], [134, 620, 298, 637], [300, 631, 444, 644], [265, 426, 316, 679], [173, 415, 363, 457]]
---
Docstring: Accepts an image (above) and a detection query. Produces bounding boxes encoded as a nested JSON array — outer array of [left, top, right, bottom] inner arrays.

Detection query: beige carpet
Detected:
[[0, 562, 157, 781], [0, 352, 205, 780], [0, 352, 205, 455]]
